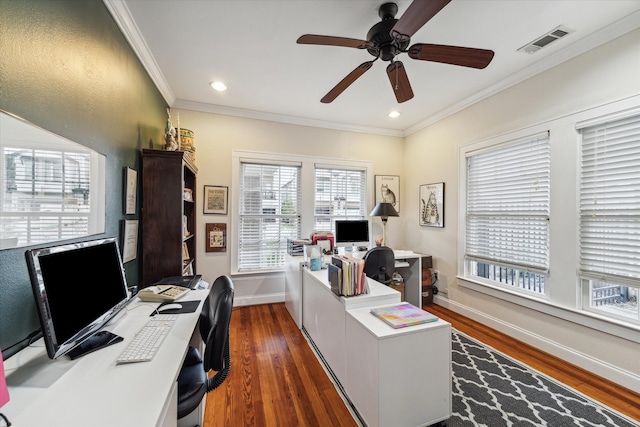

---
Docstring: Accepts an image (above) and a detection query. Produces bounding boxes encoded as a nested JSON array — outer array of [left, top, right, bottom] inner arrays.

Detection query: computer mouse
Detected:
[[158, 303, 182, 312]]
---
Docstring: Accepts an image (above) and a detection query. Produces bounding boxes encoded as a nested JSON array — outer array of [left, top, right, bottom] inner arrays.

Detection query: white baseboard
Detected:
[[234, 292, 284, 307], [434, 295, 640, 394]]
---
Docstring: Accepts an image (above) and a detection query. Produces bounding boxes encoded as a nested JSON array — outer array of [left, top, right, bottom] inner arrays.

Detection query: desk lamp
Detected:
[[369, 202, 399, 246]]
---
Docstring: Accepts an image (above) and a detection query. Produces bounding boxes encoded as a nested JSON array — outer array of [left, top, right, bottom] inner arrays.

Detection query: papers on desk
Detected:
[[393, 250, 414, 257], [329, 255, 369, 297]]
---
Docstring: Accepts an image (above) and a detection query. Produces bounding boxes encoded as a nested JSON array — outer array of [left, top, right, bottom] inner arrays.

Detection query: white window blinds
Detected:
[[579, 112, 640, 282], [238, 162, 301, 271], [314, 166, 366, 232], [466, 132, 550, 273]]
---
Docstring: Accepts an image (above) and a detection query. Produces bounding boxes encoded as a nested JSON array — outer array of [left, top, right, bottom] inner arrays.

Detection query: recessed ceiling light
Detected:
[[210, 81, 227, 91], [388, 111, 400, 118]]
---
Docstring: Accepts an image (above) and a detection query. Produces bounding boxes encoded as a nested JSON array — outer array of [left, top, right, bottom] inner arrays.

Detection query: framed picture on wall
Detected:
[[204, 185, 228, 215], [124, 167, 137, 215], [374, 175, 400, 214], [419, 182, 444, 227], [206, 223, 227, 252]]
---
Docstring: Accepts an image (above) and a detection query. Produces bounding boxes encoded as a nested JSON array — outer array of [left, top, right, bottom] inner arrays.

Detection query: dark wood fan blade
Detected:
[[386, 61, 414, 103], [321, 61, 374, 103], [297, 34, 372, 49], [408, 44, 494, 69], [390, 0, 451, 41]]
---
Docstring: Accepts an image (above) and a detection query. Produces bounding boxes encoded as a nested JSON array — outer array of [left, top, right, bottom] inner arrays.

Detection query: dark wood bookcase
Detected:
[[141, 149, 197, 287]]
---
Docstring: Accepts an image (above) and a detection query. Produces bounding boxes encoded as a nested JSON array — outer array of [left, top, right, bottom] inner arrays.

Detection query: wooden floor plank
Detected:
[[202, 303, 639, 426]]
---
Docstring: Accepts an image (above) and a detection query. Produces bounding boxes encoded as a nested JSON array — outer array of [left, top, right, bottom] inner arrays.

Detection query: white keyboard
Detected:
[[116, 314, 177, 364]]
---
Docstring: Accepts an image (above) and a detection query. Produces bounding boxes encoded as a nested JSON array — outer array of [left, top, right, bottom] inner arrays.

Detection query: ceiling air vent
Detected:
[[518, 25, 574, 54]]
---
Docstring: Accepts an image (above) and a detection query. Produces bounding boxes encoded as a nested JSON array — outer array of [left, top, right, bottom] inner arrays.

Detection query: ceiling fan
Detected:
[[297, 0, 494, 103]]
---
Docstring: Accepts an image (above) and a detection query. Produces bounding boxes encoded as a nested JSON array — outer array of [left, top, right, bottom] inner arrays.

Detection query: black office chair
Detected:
[[177, 275, 234, 423], [363, 246, 395, 284]]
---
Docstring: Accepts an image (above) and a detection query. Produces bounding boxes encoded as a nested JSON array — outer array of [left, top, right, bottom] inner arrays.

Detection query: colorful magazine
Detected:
[[370, 303, 438, 328]]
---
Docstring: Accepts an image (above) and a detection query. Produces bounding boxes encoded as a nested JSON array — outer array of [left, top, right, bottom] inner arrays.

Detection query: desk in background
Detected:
[[4, 289, 209, 427]]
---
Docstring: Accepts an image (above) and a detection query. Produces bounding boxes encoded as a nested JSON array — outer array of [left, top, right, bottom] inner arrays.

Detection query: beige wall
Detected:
[[403, 28, 640, 390], [170, 110, 404, 301]]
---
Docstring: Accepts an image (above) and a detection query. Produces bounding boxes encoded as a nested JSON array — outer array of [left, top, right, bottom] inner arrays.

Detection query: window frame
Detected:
[[577, 109, 640, 324], [231, 150, 373, 275], [462, 131, 551, 296], [456, 97, 640, 343]]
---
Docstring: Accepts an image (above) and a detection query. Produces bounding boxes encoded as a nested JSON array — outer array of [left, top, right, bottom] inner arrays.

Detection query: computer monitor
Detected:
[[334, 219, 370, 250], [25, 237, 131, 359]]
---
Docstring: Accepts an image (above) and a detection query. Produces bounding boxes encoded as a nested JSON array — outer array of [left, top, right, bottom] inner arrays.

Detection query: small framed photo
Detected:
[[419, 182, 444, 227], [124, 167, 137, 215], [375, 175, 400, 214], [121, 219, 139, 263], [206, 223, 227, 252], [204, 185, 228, 215], [183, 188, 193, 202]]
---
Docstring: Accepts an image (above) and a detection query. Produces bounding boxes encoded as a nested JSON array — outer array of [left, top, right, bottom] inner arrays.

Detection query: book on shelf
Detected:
[[183, 242, 190, 261], [370, 302, 438, 328]]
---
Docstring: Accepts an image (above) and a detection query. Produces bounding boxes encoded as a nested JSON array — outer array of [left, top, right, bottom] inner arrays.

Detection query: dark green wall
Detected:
[[0, 0, 167, 357]]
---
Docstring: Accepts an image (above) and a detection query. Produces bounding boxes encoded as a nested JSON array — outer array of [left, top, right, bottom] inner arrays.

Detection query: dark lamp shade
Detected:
[[369, 202, 399, 218]]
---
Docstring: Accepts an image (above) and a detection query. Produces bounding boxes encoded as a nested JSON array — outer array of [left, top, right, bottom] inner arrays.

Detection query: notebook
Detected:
[[370, 302, 438, 328]]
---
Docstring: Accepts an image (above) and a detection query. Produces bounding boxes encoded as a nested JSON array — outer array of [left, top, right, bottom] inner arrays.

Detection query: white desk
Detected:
[[302, 268, 400, 386], [4, 289, 209, 427], [294, 261, 451, 427], [346, 305, 451, 427], [286, 251, 431, 329]]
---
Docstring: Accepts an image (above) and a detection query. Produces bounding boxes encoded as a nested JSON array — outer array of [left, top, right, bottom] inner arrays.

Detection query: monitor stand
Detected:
[[66, 330, 123, 360]]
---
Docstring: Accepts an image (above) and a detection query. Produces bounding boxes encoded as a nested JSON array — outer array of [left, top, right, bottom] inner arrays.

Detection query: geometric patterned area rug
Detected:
[[449, 331, 640, 427]]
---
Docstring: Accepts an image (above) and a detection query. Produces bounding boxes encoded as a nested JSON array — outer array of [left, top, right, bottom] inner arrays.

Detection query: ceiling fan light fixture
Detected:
[[297, 0, 490, 103], [210, 81, 227, 91], [388, 111, 400, 118]]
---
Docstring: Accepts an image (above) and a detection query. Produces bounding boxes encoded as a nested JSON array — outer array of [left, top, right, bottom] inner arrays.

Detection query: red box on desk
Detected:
[[311, 234, 334, 249]]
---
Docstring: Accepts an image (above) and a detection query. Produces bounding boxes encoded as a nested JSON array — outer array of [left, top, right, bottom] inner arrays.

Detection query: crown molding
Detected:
[[173, 99, 404, 138], [404, 9, 640, 136], [102, 0, 175, 105]]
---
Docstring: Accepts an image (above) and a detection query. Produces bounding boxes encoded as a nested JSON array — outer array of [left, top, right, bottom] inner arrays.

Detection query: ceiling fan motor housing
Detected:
[[367, 3, 409, 61]]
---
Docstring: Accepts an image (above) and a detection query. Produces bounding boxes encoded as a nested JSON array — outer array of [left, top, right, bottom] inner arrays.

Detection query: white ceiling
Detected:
[[106, 0, 640, 136]]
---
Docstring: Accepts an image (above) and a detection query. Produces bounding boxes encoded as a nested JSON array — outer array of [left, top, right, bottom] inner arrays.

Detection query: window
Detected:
[[578, 112, 640, 322], [233, 151, 372, 273], [237, 162, 301, 271], [465, 132, 550, 294], [314, 166, 367, 232]]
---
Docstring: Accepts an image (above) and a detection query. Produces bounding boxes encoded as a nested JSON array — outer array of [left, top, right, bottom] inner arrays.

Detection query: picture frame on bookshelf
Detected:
[[206, 223, 227, 252], [204, 185, 228, 215], [419, 182, 444, 228]]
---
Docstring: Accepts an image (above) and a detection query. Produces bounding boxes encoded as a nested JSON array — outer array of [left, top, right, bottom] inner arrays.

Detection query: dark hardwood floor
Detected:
[[202, 303, 640, 426]]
